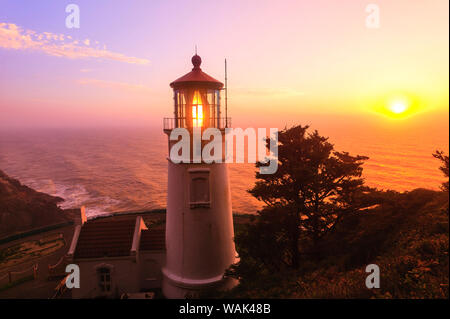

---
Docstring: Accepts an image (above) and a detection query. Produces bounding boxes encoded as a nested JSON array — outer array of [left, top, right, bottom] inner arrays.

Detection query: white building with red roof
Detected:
[[68, 214, 165, 298]]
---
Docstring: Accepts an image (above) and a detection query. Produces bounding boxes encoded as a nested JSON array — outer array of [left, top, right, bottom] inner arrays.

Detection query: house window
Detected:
[[189, 169, 210, 208], [98, 267, 111, 292]]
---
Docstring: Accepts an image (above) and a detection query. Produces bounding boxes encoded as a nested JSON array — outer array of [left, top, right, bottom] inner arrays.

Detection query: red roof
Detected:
[[74, 216, 136, 259], [73, 215, 166, 259], [170, 55, 223, 90], [140, 228, 165, 251]]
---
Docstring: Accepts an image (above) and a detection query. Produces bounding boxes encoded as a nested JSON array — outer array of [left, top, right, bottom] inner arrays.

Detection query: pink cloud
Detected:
[[0, 22, 149, 65]]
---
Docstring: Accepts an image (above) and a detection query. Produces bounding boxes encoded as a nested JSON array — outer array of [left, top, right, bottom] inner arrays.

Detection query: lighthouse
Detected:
[[162, 54, 237, 298]]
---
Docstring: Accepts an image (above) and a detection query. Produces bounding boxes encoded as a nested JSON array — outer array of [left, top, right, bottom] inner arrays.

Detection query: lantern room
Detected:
[[165, 54, 230, 131]]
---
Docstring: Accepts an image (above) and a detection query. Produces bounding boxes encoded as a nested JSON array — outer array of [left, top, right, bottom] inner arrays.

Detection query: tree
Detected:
[[246, 125, 373, 269], [433, 150, 449, 193]]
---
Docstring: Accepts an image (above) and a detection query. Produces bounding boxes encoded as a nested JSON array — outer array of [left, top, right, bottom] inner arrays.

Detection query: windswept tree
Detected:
[[433, 150, 449, 193], [234, 125, 375, 276]]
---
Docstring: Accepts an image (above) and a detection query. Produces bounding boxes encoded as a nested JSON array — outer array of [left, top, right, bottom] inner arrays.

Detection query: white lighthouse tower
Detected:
[[162, 54, 237, 298]]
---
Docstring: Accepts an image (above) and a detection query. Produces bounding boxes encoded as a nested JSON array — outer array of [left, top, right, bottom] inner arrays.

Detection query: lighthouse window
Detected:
[[189, 170, 210, 208], [192, 91, 204, 127]]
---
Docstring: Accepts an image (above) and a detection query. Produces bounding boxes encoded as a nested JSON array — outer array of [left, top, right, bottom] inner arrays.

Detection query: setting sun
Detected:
[[371, 93, 424, 119], [389, 100, 409, 114]]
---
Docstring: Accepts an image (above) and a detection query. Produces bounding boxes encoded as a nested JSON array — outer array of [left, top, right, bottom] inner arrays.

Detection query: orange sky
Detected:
[[0, 0, 448, 135]]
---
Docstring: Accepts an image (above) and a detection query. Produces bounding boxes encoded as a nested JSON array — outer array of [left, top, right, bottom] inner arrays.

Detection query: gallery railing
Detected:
[[163, 117, 231, 131]]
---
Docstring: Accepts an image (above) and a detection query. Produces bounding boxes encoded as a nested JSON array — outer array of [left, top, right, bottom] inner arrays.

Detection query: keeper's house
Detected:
[[67, 214, 165, 298]]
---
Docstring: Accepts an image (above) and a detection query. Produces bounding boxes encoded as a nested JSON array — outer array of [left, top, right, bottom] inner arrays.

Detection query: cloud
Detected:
[[77, 78, 150, 92], [0, 22, 149, 65]]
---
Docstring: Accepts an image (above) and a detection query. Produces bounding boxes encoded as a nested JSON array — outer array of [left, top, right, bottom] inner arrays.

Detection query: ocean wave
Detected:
[[22, 178, 122, 218]]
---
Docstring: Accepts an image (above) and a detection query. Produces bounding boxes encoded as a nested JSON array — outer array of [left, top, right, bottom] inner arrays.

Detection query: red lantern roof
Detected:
[[170, 54, 224, 90]]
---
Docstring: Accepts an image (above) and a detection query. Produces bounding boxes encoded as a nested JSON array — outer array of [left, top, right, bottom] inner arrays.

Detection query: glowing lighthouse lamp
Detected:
[[162, 54, 236, 298], [192, 91, 203, 127]]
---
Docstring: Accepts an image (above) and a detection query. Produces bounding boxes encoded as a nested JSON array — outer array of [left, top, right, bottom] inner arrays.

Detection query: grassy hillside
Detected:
[[225, 188, 449, 298]]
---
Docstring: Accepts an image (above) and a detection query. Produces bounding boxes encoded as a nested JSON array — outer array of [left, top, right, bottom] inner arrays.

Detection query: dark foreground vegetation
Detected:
[[221, 125, 449, 299]]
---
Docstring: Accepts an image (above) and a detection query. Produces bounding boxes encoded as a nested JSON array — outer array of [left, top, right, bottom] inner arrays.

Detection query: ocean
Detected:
[[0, 126, 448, 218]]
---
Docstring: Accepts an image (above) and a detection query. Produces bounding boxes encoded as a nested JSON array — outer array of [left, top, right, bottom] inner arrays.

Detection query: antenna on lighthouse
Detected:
[[225, 58, 228, 128]]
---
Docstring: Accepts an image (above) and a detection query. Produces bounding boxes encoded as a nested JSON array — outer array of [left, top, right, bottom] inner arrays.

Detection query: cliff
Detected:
[[0, 170, 72, 238]]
